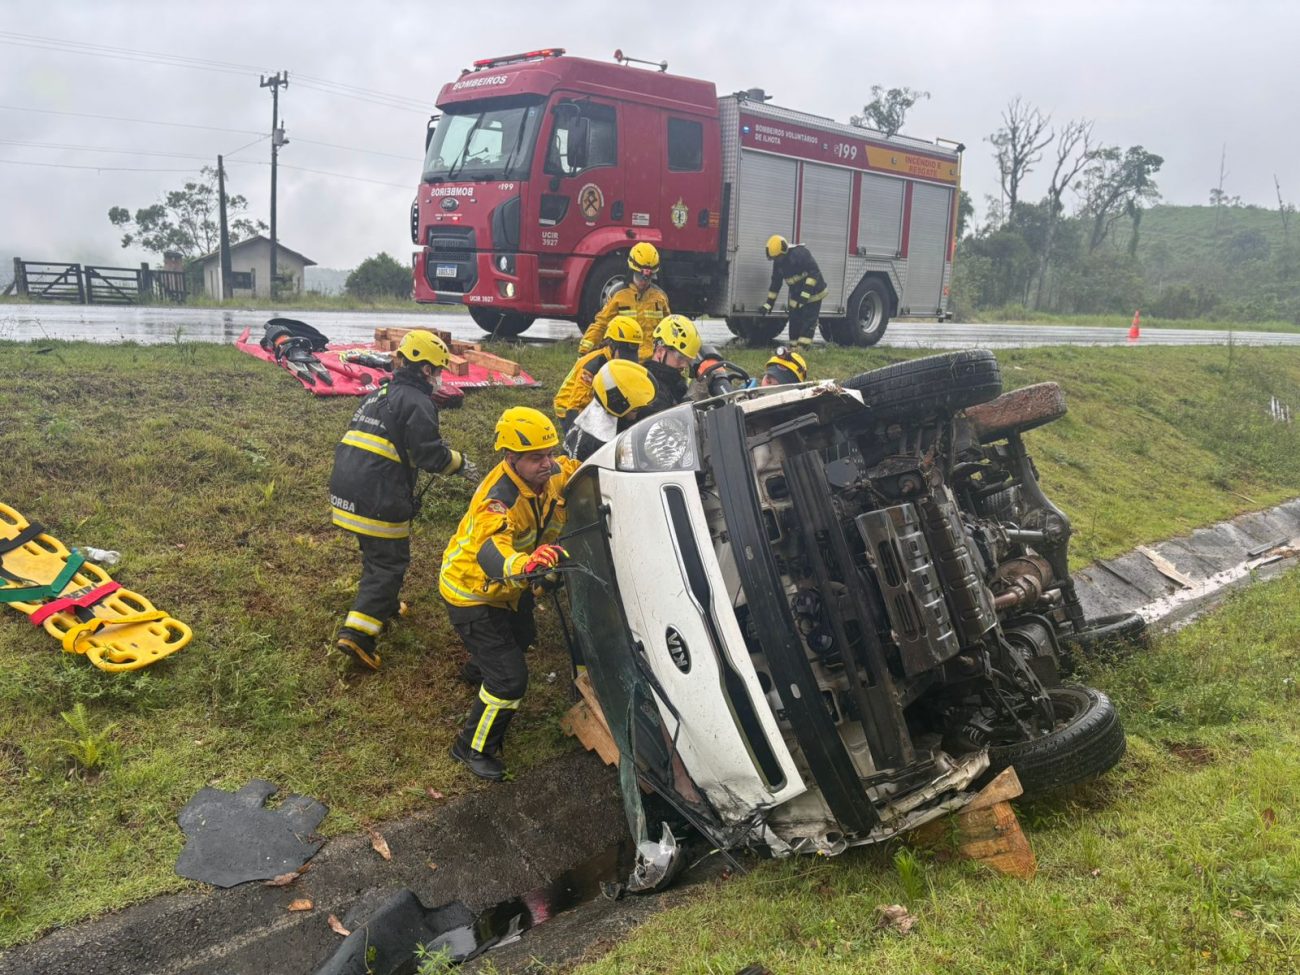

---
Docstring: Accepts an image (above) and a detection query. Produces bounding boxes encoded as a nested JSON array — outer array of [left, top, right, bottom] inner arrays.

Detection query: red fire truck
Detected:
[[411, 48, 962, 345]]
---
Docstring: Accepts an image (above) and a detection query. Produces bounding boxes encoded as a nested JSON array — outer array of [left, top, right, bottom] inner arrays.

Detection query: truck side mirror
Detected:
[[424, 114, 440, 153]]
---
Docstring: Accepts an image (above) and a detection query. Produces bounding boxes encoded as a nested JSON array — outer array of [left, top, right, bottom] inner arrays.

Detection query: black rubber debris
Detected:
[[175, 779, 327, 888], [316, 889, 477, 975]]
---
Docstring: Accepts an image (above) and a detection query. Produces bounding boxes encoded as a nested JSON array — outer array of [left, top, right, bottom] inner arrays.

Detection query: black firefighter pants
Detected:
[[338, 532, 411, 653], [787, 299, 823, 342], [445, 592, 536, 756]]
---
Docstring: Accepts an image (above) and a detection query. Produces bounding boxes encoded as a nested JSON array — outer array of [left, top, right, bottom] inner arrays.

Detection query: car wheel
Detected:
[[724, 316, 786, 346], [467, 307, 535, 338], [578, 254, 629, 331], [984, 686, 1126, 796], [842, 349, 1003, 422]]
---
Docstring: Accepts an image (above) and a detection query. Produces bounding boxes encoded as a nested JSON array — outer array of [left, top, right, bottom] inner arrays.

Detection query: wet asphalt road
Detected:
[[5, 303, 1300, 349]]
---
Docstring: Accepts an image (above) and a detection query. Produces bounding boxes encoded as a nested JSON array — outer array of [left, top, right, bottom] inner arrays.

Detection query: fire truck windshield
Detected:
[[422, 99, 545, 183]]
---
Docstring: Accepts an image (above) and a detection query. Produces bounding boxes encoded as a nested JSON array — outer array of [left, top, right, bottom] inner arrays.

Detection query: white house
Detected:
[[195, 235, 316, 299]]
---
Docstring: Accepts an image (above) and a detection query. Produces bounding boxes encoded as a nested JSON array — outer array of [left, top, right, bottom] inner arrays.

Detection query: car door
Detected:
[[531, 97, 625, 258]]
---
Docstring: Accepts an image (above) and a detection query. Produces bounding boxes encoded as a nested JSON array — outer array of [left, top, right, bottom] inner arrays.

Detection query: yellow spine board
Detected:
[[0, 502, 191, 671]]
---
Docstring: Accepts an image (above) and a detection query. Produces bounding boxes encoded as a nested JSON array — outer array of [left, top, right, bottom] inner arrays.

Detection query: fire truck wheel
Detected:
[[830, 277, 891, 346], [578, 254, 630, 330], [724, 316, 785, 345], [843, 349, 1002, 422], [468, 308, 535, 338]]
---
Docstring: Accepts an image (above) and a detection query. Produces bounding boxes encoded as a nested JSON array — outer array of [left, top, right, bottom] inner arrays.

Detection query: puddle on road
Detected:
[[318, 842, 633, 975]]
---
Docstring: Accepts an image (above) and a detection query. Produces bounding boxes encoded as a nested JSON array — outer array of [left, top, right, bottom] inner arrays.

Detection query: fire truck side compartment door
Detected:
[[797, 163, 851, 312], [732, 151, 796, 310], [901, 182, 953, 316]]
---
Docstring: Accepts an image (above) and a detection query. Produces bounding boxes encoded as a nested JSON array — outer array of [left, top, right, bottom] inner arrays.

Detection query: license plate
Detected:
[[435, 264, 457, 278]]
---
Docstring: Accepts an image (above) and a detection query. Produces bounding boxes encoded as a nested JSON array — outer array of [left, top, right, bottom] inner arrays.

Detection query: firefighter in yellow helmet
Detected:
[[642, 314, 701, 417], [563, 359, 657, 461], [576, 242, 669, 359], [329, 330, 478, 671], [439, 407, 581, 781], [553, 315, 642, 433], [760, 234, 828, 346], [761, 346, 809, 386]]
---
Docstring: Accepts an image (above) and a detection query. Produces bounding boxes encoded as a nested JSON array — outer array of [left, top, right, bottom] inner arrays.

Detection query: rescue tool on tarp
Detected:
[[0, 502, 191, 671]]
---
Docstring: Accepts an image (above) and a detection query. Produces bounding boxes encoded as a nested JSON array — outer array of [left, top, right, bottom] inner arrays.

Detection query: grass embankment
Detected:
[[1, 339, 1300, 948], [969, 307, 1300, 334], [575, 570, 1300, 974]]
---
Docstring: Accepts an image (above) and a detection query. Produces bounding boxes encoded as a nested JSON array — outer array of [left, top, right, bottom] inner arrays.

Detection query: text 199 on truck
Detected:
[[411, 48, 963, 345]]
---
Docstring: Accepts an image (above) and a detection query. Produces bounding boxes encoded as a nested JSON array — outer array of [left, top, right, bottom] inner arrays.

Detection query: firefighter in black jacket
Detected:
[[760, 235, 828, 345], [329, 330, 477, 670]]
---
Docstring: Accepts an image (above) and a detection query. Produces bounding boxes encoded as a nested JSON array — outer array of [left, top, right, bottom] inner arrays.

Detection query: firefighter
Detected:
[[439, 407, 581, 781], [642, 314, 701, 417], [553, 315, 642, 433], [760, 346, 809, 386], [329, 330, 478, 671], [576, 242, 670, 359], [759, 235, 828, 346], [564, 359, 657, 462]]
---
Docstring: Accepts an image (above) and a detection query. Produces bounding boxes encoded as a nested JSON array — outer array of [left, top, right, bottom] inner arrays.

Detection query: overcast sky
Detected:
[[2, 0, 1294, 271]]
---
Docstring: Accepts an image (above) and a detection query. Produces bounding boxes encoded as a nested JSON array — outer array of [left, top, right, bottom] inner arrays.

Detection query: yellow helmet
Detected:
[[628, 241, 661, 275], [397, 329, 451, 368], [652, 314, 701, 360], [765, 347, 808, 383], [765, 235, 789, 260], [604, 315, 642, 345], [593, 360, 656, 418], [494, 406, 559, 452]]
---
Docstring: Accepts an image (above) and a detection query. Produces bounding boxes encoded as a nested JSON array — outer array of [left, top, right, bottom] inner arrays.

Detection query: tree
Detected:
[[1035, 118, 1097, 307], [851, 85, 929, 138], [1080, 146, 1164, 252], [108, 166, 265, 258], [987, 97, 1052, 225], [345, 252, 411, 301]]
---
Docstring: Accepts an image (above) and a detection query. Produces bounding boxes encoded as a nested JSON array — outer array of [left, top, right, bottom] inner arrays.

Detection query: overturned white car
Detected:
[[560, 350, 1126, 886]]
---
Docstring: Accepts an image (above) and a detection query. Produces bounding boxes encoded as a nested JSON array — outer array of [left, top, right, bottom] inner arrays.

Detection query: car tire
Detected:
[[467, 307, 535, 338], [724, 316, 786, 346], [578, 254, 629, 332], [984, 685, 1126, 796], [842, 349, 1003, 422]]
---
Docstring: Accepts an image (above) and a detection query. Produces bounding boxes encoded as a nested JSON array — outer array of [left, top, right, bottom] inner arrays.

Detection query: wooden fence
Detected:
[[8, 258, 188, 304]]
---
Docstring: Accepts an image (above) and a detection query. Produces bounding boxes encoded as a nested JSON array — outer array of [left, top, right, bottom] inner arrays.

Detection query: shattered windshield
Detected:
[[422, 99, 544, 182]]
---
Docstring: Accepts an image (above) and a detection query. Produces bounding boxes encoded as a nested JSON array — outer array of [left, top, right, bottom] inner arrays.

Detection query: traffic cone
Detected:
[[1128, 310, 1141, 343]]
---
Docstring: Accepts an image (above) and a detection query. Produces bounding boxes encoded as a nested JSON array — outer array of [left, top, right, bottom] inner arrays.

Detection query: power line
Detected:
[[0, 138, 214, 161], [291, 137, 420, 162], [0, 158, 201, 173], [227, 158, 411, 189], [0, 103, 261, 136]]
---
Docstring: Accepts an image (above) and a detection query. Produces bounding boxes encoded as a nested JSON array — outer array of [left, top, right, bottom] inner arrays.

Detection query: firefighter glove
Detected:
[[577, 337, 595, 355], [458, 457, 480, 482], [759, 302, 773, 316], [523, 544, 568, 575]]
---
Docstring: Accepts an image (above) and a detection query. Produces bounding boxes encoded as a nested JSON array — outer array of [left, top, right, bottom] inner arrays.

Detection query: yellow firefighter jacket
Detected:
[[579, 284, 669, 361], [553, 346, 612, 419], [439, 455, 582, 609]]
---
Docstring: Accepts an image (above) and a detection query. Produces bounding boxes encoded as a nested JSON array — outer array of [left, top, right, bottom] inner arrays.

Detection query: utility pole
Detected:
[[260, 70, 289, 300], [217, 155, 233, 300]]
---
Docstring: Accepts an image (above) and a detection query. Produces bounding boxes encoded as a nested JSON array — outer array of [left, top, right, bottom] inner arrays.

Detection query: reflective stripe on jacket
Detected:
[[766, 244, 827, 310], [579, 284, 669, 361], [553, 346, 611, 418], [439, 455, 581, 608], [329, 370, 461, 539]]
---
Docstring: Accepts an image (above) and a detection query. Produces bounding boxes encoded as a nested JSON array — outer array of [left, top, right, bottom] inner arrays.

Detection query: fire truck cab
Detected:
[[412, 49, 961, 345]]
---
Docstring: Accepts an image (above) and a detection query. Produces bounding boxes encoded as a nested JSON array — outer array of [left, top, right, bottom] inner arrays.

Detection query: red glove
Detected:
[[523, 544, 568, 574]]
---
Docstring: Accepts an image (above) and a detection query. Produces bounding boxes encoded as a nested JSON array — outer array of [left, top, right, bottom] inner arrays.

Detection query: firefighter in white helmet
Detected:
[[577, 242, 670, 359]]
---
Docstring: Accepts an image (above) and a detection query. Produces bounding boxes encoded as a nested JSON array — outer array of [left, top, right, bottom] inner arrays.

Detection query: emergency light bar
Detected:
[[471, 48, 565, 70]]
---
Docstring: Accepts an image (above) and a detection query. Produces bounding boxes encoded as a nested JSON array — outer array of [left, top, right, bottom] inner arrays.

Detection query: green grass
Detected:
[[572, 569, 1300, 975], [1, 338, 1300, 947]]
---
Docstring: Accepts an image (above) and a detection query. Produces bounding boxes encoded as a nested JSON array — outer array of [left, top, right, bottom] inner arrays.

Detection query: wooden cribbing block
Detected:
[[561, 672, 620, 766], [444, 353, 469, 377], [449, 339, 481, 354], [912, 766, 1037, 879], [461, 348, 521, 376]]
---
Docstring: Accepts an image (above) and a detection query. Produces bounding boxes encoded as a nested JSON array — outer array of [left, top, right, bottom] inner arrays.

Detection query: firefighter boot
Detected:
[[450, 735, 505, 781], [336, 632, 381, 671], [452, 693, 518, 781]]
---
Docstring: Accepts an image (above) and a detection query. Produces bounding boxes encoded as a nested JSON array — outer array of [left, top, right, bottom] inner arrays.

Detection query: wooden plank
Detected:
[[460, 348, 521, 377], [910, 767, 1036, 879], [445, 353, 470, 376], [561, 699, 620, 767], [449, 339, 481, 355], [1136, 545, 1195, 589]]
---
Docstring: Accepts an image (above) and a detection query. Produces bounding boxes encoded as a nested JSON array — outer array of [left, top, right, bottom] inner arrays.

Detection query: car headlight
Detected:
[[615, 403, 700, 471]]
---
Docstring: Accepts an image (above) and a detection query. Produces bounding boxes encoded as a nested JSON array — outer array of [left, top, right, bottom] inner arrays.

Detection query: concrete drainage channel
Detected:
[[4, 501, 1300, 975]]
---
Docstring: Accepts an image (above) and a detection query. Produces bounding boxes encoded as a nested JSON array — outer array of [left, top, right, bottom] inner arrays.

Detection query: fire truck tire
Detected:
[[468, 307, 535, 338], [578, 254, 629, 330], [724, 316, 786, 345], [827, 277, 891, 346], [983, 686, 1126, 796], [842, 349, 1002, 421]]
